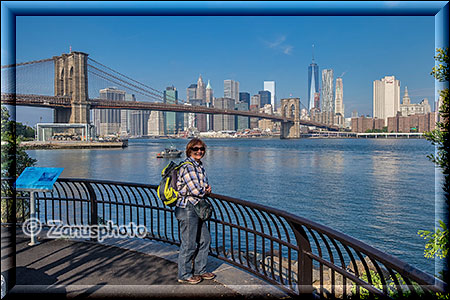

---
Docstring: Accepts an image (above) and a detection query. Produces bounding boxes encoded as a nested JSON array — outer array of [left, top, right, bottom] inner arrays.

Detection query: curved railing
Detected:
[[17, 178, 447, 298]]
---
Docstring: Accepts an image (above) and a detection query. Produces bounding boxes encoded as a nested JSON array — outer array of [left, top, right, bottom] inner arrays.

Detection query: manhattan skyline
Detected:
[[2, 2, 444, 127]]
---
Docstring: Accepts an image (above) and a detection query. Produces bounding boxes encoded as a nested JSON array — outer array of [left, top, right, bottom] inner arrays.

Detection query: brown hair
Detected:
[[185, 138, 207, 158]]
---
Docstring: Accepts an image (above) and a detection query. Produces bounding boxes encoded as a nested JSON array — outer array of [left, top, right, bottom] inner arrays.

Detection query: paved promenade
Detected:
[[2, 226, 290, 299]]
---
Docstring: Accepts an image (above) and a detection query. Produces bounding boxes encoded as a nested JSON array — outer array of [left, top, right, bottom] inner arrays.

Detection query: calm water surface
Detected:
[[27, 138, 444, 276]]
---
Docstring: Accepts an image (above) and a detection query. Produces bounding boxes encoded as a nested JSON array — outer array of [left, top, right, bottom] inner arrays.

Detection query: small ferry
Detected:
[[156, 145, 183, 158]]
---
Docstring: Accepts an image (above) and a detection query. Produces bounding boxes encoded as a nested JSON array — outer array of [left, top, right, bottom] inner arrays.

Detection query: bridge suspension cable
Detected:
[[87, 57, 186, 105], [1, 57, 54, 69], [87, 65, 166, 102]]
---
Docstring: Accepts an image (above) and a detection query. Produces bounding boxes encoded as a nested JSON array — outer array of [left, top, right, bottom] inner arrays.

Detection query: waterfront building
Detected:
[[130, 110, 150, 136], [224, 79, 239, 102], [351, 110, 358, 119], [250, 95, 260, 129], [235, 101, 250, 131], [261, 104, 273, 115], [189, 98, 207, 132], [264, 81, 276, 111], [258, 119, 276, 132], [373, 75, 400, 124], [120, 93, 136, 136], [187, 75, 207, 132], [206, 80, 214, 131], [186, 83, 197, 129], [93, 87, 126, 137], [147, 111, 165, 136], [311, 111, 335, 126], [351, 116, 385, 133], [321, 69, 334, 114], [258, 90, 271, 108], [239, 92, 250, 108], [213, 97, 235, 131], [400, 87, 431, 116], [308, 48, 319, 111], [164, 86, 179, 134], [314, 92, 320, 112], [387, 112, 437, 133]]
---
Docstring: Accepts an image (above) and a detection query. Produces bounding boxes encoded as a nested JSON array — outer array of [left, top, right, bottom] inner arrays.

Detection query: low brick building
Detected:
[[351, 116, 385, 133], [387, 112, 437, 133]]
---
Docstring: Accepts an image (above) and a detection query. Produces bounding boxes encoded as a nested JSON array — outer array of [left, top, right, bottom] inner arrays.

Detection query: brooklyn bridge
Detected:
[[1, 51, 338, 138]]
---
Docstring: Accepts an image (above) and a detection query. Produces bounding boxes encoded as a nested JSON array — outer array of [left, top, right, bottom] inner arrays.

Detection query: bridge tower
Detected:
[[280, 98, 301, 139], [53, 51, 90, 124]]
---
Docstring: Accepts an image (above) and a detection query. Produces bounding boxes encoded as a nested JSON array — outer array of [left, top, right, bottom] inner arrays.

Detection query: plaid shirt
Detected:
[[176, 157, 209, 208]]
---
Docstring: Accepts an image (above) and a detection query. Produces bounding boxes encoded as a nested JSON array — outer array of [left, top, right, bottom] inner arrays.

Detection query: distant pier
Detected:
[[21, 140, 128, 149], [300, 132, 424, 139]]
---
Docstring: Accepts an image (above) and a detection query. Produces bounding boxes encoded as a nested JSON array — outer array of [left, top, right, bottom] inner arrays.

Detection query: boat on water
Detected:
[[156, 146, 183, 158]]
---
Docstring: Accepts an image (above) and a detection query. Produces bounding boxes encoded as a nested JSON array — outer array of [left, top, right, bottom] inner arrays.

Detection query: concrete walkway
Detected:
[[2, 226, 291, 299]]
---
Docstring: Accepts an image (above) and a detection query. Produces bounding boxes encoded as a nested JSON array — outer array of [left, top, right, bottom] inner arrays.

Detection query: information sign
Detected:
[[15, 167, 64, 192]]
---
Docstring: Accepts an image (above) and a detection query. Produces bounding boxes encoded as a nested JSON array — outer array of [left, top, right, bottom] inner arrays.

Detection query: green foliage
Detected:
[[350, 270, 426, 299], [16, 122, 35, 140], [431, 47, 450, 82], [420, 48, 450, 275], [418, 221, 449, 259], [1, 105, 37, 223]]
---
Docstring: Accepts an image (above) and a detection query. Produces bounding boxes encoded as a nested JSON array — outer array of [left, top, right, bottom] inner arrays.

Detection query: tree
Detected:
[[1, 105, 37, 222], [418, 47, 449, 281]]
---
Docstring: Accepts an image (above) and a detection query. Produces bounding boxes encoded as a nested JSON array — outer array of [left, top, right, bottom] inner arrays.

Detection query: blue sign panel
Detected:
[[15, 167, 64, 191]]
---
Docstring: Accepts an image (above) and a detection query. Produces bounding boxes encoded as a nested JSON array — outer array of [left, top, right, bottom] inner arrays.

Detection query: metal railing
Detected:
[[7, 177, 447, 298]]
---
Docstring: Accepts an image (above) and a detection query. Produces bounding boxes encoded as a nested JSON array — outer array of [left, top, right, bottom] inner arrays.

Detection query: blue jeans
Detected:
[[175, 201, 211, 280]]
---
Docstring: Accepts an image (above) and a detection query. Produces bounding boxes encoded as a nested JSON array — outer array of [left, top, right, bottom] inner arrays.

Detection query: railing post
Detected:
[[288, 220, 313, 296], [85, 182, 97, 241]]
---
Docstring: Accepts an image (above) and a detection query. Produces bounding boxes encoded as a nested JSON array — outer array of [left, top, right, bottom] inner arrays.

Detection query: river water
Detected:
[[27, 137, 445, 276]]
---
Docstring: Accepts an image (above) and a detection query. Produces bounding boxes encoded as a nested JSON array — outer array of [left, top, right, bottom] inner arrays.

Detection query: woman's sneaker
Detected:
[[199, 272, 216, 280], [177, 275, 202, 284]]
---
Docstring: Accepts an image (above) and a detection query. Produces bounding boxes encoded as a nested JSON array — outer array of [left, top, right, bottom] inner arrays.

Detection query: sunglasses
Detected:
[[191, 147, 205, 152]]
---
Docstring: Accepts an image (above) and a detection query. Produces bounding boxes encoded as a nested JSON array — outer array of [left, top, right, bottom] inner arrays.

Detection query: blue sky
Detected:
[[2, 2, 445, 126]]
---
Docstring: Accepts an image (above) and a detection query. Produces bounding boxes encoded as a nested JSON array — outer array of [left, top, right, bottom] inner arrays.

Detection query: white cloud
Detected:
[[263, 35, 293, 55]]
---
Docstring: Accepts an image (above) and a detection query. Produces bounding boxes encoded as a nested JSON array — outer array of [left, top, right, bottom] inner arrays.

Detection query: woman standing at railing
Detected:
[[175, 138, 215, 284]]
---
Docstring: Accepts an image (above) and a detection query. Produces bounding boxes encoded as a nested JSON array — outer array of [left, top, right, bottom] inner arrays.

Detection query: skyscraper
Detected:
[[263, 81, 276, 110], [196, 75, 206, 102], [206, 80, 214, 131], [164, 86, 179, 134], [373, 75, 400, 123], [213, 97, 235, 131], [206, 80, 214, 105], [321, 69, 334, 113], [224, 79, 239, 102], [93, 87, 126, 136], [258, 90, 271, 108], [308, 45, 319, 111], [186, 83, 197, 130], [192, 75, 207, 132], [335, 77, 344, 116], [239, 92, 250, 108]]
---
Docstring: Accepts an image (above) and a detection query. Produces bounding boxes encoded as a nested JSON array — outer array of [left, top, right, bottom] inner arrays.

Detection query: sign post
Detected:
[[15, 167, 64, 246]]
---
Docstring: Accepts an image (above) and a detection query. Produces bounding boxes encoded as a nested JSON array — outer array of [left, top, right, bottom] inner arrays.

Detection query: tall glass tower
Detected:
[[321, 69, 334, 113], [164, 86, 178, 134], [308, 45, 319, 112]]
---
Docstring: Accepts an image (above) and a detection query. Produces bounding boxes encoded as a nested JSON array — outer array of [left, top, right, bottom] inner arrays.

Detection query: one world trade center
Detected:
[[308, 44, 319, 112]]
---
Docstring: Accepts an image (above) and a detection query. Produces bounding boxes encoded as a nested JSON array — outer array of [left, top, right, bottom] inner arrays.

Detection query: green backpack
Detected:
[[157, 160, 192, 207]]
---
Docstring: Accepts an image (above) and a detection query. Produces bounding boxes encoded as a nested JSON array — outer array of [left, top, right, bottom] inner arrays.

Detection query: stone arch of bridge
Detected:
[[281, 98, 299, 121]]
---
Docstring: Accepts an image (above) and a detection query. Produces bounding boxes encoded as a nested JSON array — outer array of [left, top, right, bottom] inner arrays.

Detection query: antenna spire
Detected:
[[312, 44, 315, 62]]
